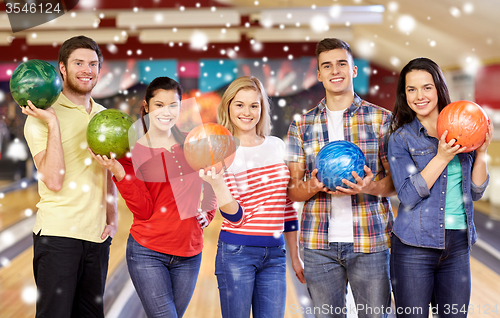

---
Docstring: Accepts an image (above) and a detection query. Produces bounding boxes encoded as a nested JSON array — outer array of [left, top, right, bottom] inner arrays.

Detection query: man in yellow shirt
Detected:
[[23, 35, 118, 318]]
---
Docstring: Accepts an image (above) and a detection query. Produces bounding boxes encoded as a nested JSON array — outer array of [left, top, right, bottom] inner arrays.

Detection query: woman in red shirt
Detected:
[[90, 77, 216, 317]]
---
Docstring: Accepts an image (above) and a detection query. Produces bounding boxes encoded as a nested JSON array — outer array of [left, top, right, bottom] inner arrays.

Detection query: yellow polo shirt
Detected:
[[24, 93, 108, 243]]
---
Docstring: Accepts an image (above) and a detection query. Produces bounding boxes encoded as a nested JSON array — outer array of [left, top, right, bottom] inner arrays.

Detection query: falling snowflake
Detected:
[[0, 231, 15, 246], [463, 3, 474, 14], [450, 7, 461, 18], [240, 182, 249, 191], [261, 16, 273, 28], [79, 0, 97, 9], [406, 165, 417, 174], [329, 5, 341, 18], [227, 49, 237, 59], [24, 209, 33, 217], [190, 31, 208, 50], [485, 221, 493, 230], [21, 286, 38, 304], [6, 139, 28, 161], [252, 42, 263, 52], [388, 1, 398, 12], [0, 257, 10, 267], [300, 295, 311, 306], [292, 202, 302, 210], [310, 14, 329, 33], [356, 39, 375, 58], [462, 194, 470, 204], [397, 15, 416, 33], [462, 55, 481, 75], [390, 56, 401, 67], [369, 85, 380, 95]]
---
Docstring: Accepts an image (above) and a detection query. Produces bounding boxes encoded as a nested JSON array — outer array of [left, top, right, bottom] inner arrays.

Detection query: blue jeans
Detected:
[[390, 230, 471, 318], [303, 243, 391, 318], [215, 241, 287, 318], [126, 234, 202, 318]]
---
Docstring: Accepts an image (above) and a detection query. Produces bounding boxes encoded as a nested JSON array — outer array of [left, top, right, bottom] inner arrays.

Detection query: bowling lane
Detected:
[[470, 257, 500, 318], [0, 185, 39, 231], [2, 183, 499, 318], [0, 190, 133, 318], [102, 212, 307, 318]]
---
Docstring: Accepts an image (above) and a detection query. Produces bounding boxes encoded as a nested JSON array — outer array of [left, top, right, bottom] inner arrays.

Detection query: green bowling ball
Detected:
[[87, 109, 137, 159], [9, 59, 62, 110]]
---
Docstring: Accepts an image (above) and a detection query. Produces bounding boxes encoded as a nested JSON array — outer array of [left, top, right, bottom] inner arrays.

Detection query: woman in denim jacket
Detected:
[[388, 57, 492, 318]]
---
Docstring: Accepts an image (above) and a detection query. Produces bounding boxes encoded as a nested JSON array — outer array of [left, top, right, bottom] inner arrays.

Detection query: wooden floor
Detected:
[[0, 186, 499, 317], [182, 214, 303, 318], [0, 186, 304, 318], [0, 185, 40, 230], [0, 190, 134, 318]]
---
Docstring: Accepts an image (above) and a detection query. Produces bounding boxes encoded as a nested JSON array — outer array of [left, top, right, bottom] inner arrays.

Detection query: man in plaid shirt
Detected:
[[287, 38, 395, 317]]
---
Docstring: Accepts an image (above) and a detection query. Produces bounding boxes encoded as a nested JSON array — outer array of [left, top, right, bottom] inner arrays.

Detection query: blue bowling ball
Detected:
[[315, 140, 367, 190]]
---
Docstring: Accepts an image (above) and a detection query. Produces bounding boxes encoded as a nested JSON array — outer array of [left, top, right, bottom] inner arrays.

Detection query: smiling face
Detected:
[[144, 89, 180, 133], [229, 89, 261, 136], [59, 48, 99, 95], [405, 70, 439, 121], [317, 48, 357, 97]]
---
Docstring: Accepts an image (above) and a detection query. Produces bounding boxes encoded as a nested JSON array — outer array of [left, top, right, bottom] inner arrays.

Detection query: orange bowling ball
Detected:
[[184, 123, 237, 172], [436, 100, 488, 152]]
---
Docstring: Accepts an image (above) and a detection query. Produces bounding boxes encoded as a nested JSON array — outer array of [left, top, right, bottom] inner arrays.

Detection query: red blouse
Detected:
[[114, 142, 216, 257]]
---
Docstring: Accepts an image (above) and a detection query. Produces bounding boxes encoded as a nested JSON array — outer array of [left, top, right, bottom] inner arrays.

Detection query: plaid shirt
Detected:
[[287, 94, 394, 253]]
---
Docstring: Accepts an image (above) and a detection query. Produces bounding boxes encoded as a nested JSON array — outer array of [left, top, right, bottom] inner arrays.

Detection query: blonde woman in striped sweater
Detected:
[[200, 76, 305, 318]]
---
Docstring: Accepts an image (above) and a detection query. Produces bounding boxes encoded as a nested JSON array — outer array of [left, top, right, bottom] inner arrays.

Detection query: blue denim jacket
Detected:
[[388, 118, 489, 250]]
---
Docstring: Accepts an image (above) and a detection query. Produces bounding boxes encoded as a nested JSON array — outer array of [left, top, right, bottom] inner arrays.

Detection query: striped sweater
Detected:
[[219, 136, 299, 247]]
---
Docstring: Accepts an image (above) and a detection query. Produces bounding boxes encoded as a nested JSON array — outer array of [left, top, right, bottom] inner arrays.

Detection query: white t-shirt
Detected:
[[325, 107, 354, 243]]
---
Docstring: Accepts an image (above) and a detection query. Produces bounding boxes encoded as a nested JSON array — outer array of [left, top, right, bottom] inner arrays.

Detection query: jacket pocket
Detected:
[[409, 147, 434, 171]]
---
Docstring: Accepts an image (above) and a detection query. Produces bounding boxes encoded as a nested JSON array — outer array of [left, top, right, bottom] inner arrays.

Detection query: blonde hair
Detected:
[[217, 76, 271, 137]]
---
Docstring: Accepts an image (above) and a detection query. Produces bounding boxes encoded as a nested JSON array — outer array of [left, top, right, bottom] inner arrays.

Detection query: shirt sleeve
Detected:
[[388, 132, 430, 209], [220, 171, 245, 227], [200, 181, 217, 223], [286, 120, 305, 164], [220, 204, 244, 223], [113, 157, 155, 220], [470, 151, 490, 201], [471, 175, 489, 201], [378, 111, 393, 164], [283, 197, 299, 232], [24, 117, 48, 160]]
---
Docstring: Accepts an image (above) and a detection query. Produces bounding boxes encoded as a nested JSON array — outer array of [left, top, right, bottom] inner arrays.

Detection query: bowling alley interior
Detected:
[[1, 0, 500, 317]]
